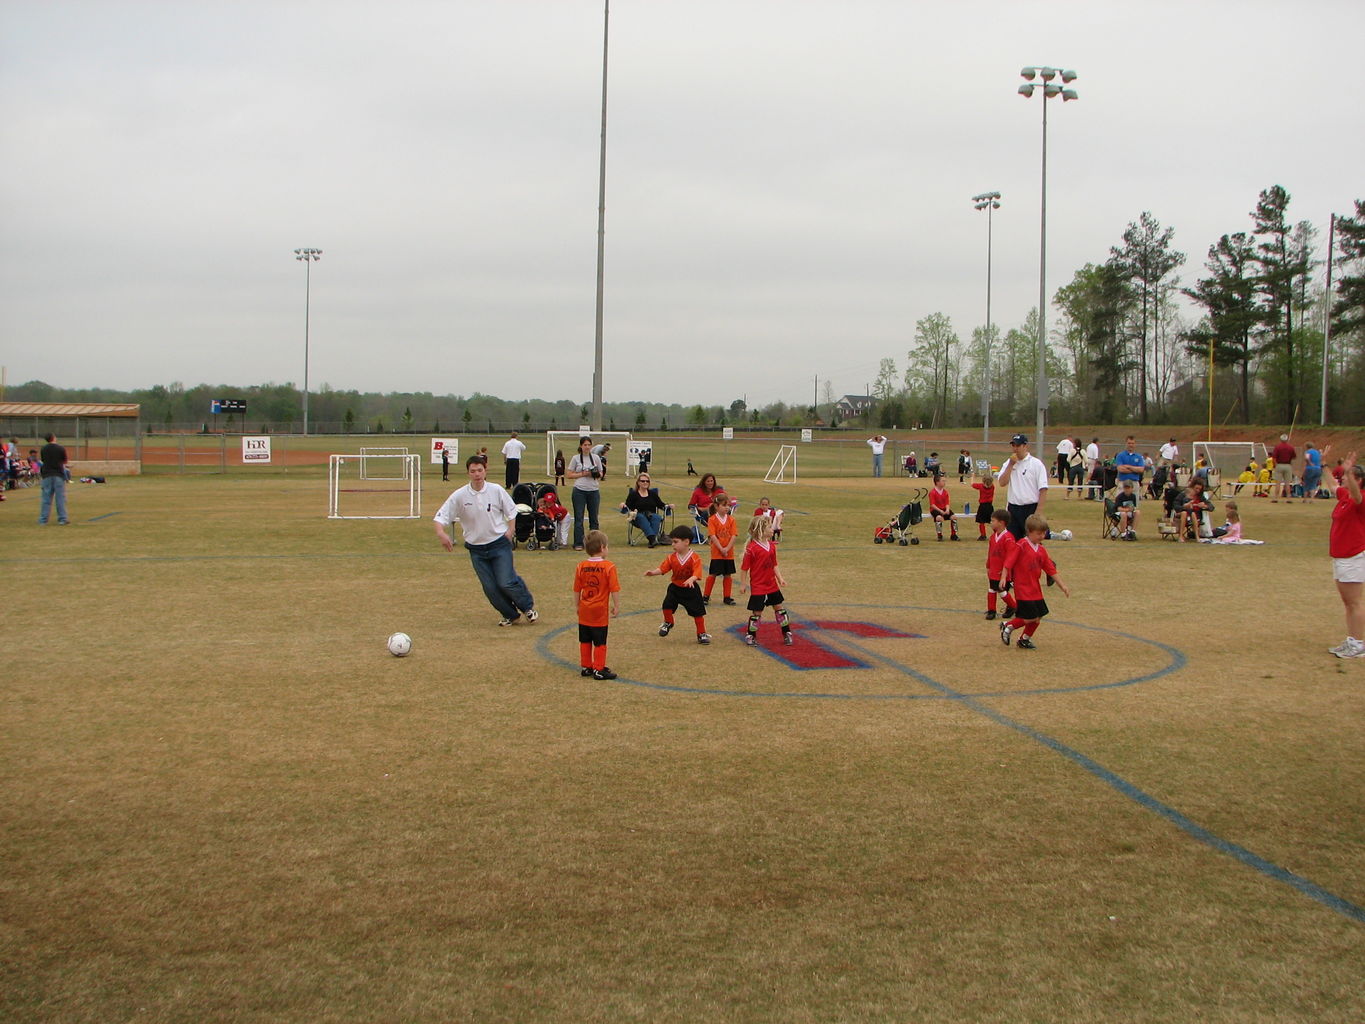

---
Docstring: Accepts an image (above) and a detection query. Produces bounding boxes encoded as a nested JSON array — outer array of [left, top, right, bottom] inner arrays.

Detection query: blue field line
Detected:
[[833, 635, 1365, 926], [86, 511, 123, 522]]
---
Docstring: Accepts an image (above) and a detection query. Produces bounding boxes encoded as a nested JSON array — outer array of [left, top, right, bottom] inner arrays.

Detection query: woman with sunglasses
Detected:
[[621, 472, 671, 548]]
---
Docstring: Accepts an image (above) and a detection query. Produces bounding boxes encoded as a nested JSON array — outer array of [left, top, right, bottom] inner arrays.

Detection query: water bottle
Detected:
[[964, 502, 971, 515]]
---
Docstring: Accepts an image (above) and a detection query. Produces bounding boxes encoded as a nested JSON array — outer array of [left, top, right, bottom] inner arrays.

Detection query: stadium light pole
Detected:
[[591, 1, 609, 432], [1320, 212, 1337, 425], [1018, 66, 1077, 452], [294, 247, 322, 435], [972, 191, 1001, 445]]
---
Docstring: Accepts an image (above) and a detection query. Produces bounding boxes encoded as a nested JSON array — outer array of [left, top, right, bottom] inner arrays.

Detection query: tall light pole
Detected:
[[294, 247, 322, 435], [1320, 212, 1337, 425], [1018, 66, 1077, 451], [591, 1, 609, 432], [972, 191, 1001, 445]]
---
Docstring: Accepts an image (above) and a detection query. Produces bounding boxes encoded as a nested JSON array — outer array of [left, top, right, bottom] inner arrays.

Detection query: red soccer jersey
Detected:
[[658, 549, 703, 586], [986, 529, 1016, 579], [972, 482, 996, 505], [929, 486, 951, 514], [573, 558, 620, 627], [741, 540, 780, 594], [1330, 485, 1365, 558], [1003, 538, 1058, 601]]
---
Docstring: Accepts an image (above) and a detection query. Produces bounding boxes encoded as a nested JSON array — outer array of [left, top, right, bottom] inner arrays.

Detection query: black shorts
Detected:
[[663, 582, 706, 619], [746, 589, 785, 613], [577, 623, 608, 645], [708, 558, 736, 577], [1013, 598, 1049, 620], [988, 577, 1011, 593], [975, 502, 994, 524]]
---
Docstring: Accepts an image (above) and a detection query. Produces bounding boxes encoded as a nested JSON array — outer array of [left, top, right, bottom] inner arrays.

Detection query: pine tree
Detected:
[[1109, 212, 1185, 422], [1183, 233, 1259, 423]]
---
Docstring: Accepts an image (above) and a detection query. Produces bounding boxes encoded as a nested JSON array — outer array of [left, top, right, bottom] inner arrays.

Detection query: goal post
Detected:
[[1189, 440, 1269, 497], [764, 445, 797, 484], [359, 446, 411, 481], [545, 431, 634, 477], [329, 454, 422, 519]]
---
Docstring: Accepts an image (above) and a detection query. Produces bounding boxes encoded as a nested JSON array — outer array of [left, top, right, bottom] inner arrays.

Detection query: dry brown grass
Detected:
[[3, 448, 1363, 1023]]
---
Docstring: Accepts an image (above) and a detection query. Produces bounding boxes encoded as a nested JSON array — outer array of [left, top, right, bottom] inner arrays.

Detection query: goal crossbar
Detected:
[[329, 454, 422, 519]]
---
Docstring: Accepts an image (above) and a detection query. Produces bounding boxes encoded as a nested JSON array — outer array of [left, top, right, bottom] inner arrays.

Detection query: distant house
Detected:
[[835, 394, 875, 419]]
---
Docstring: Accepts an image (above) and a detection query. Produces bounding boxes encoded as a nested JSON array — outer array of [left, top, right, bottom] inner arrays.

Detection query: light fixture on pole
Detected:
[[1018, 66, 1077, 452], [972, 191, 1001, 445], [294, 247, 322, 435]]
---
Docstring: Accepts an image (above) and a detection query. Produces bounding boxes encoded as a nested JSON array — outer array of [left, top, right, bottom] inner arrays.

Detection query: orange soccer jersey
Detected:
[[658, 549, 703, 587], [708, 513, 738, 558], [573, 558, 620, 627]]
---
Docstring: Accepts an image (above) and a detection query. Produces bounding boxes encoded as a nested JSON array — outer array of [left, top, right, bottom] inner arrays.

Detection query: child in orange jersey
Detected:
[[971, 470, 996, 540], [644, 525, 712, 644], [703, 494, 739, 606], [999, 514, 1070, 650], [984, 508, 1019, 622], [572, 530, 621, 680], [740, 514, 792, 647]]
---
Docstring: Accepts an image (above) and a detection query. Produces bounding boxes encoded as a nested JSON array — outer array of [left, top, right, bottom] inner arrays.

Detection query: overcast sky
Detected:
[[2, 0, 1361, 410]]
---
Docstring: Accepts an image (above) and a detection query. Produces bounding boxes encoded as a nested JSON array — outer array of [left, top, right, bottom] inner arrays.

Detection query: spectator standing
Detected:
[[1271, 434, 1296, 501], [1083, 437, 1102, 500], [1327, 452, 1365, 659], [501, 431, 527, 488], [996, 433, 1049, 540], [1301, 442, 1326, 503], [38, 433, 69, 525], [441, 445, 450, 482], [567, 436, 604, 550], [867, 435, 888, 477], [1159, 437, 1179, 470], [1055, 436, 1075, 483], [1114, 436, 1145, 491]]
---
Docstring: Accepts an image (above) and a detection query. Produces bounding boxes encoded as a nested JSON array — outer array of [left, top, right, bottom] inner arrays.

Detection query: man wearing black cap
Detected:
[[996, 433, 1049, 540]]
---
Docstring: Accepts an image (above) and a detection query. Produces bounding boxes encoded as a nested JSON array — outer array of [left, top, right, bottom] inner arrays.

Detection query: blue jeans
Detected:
[[465, 536, 534, 619], [571, 488, 600, 547], [39, 475, 68, 524], [872, 453, 883, 477], [633, 510, 662, 540]]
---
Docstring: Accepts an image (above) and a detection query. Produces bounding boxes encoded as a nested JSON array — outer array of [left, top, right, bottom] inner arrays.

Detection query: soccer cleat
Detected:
[[1016, 636, 1037, 650], [782, 632, 794, 646], [723, 597, 737, 606], [658, 622, 673, 637], [978, 534, 987, 541], [743, 633, 757, 647], [526, 608, 539, 623], [581, 667, 594, 677], [1000, 622, 1014, 646], [950, 533, 959, 541], [936, 533, 943, 542], [593, 667, 618, 680], [697, 633, 712, 645], [985, 610, 997, 621], [498, 616, 517, 627], [702, 595, 711, 606]]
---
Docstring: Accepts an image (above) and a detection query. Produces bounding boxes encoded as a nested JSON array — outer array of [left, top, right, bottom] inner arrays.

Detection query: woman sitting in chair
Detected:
[[1176, 478, 1212, 542], [620, 472, 671, 548]]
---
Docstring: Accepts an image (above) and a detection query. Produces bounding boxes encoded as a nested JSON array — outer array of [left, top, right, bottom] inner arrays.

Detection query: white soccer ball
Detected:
[[387, 632, 413, 657], [1060, 529, 1073, 541]]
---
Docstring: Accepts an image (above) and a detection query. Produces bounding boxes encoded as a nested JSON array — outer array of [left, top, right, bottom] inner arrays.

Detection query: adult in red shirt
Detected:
[[1327, 452, 1365, 659], [1271, 434, 1296, 501]]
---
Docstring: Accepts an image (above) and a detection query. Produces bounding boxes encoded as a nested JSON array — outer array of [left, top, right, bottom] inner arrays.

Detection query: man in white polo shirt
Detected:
[[434, 455, 539, 627], [501, 431, 527, 488], [867, 434, 888, 477], [996, 433, 1050, 539]]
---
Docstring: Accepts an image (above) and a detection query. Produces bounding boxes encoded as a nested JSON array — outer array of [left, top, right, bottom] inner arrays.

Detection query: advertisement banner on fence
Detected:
[[241, 436, 271, 464], [430, 438, 460, 465]]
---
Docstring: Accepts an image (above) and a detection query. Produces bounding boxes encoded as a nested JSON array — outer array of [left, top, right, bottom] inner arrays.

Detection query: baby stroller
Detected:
[[874, 489, 924, 546], [525, 483, 566, 550]]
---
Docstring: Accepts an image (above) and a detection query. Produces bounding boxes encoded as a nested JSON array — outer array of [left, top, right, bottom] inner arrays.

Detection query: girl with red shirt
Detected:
[[1328, 453, 1365, 659], [971, 471, 997, 539], [740, 515, 792, 647], [1000, 514, 1070, 650]]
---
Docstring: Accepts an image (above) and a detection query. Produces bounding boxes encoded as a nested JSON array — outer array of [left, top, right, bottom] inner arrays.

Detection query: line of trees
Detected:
[[869, 186, 1364, 429]]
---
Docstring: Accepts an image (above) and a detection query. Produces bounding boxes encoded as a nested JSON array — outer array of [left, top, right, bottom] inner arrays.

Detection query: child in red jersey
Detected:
[[703, 495, 739, 606], [984, 508, 1019, 622], [971, 470, 997, 540], [999, 513, 1070, 649], [572, 530, 621, 679], [537, 490, 570, 549], [928, 473, 958, 541], [753, 496, 784, 542], [740, 514, 791, 646], [644, 525, 712, 644]]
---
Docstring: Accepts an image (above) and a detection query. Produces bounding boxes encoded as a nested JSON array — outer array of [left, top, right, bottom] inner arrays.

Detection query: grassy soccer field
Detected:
[[4, 437, 1363, 1023]]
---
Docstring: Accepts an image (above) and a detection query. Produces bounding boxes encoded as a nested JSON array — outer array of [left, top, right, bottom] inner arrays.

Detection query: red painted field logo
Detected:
[[735, 619, 923, 670]]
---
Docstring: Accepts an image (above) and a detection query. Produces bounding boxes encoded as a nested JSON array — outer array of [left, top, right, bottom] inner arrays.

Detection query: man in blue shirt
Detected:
[[1302, 443, 1325, 502], [1114, 435, 1145, 493]]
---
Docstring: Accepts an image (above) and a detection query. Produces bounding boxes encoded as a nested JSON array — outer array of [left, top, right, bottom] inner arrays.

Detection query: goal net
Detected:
[[329, 454, 422, 519], [1187, 441, 1268, 495], [764, 445, 797, 484], [360, 446, 411, 480], [545, 431, 634, 477]]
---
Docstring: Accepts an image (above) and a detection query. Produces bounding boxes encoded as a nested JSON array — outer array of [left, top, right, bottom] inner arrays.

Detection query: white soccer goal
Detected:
[[359, 446, 411, 481], [329, 454, 422, 519], [764, 445, 798, 484], [1189, 440, 1269, 497], [545, 431, 634, 477]]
